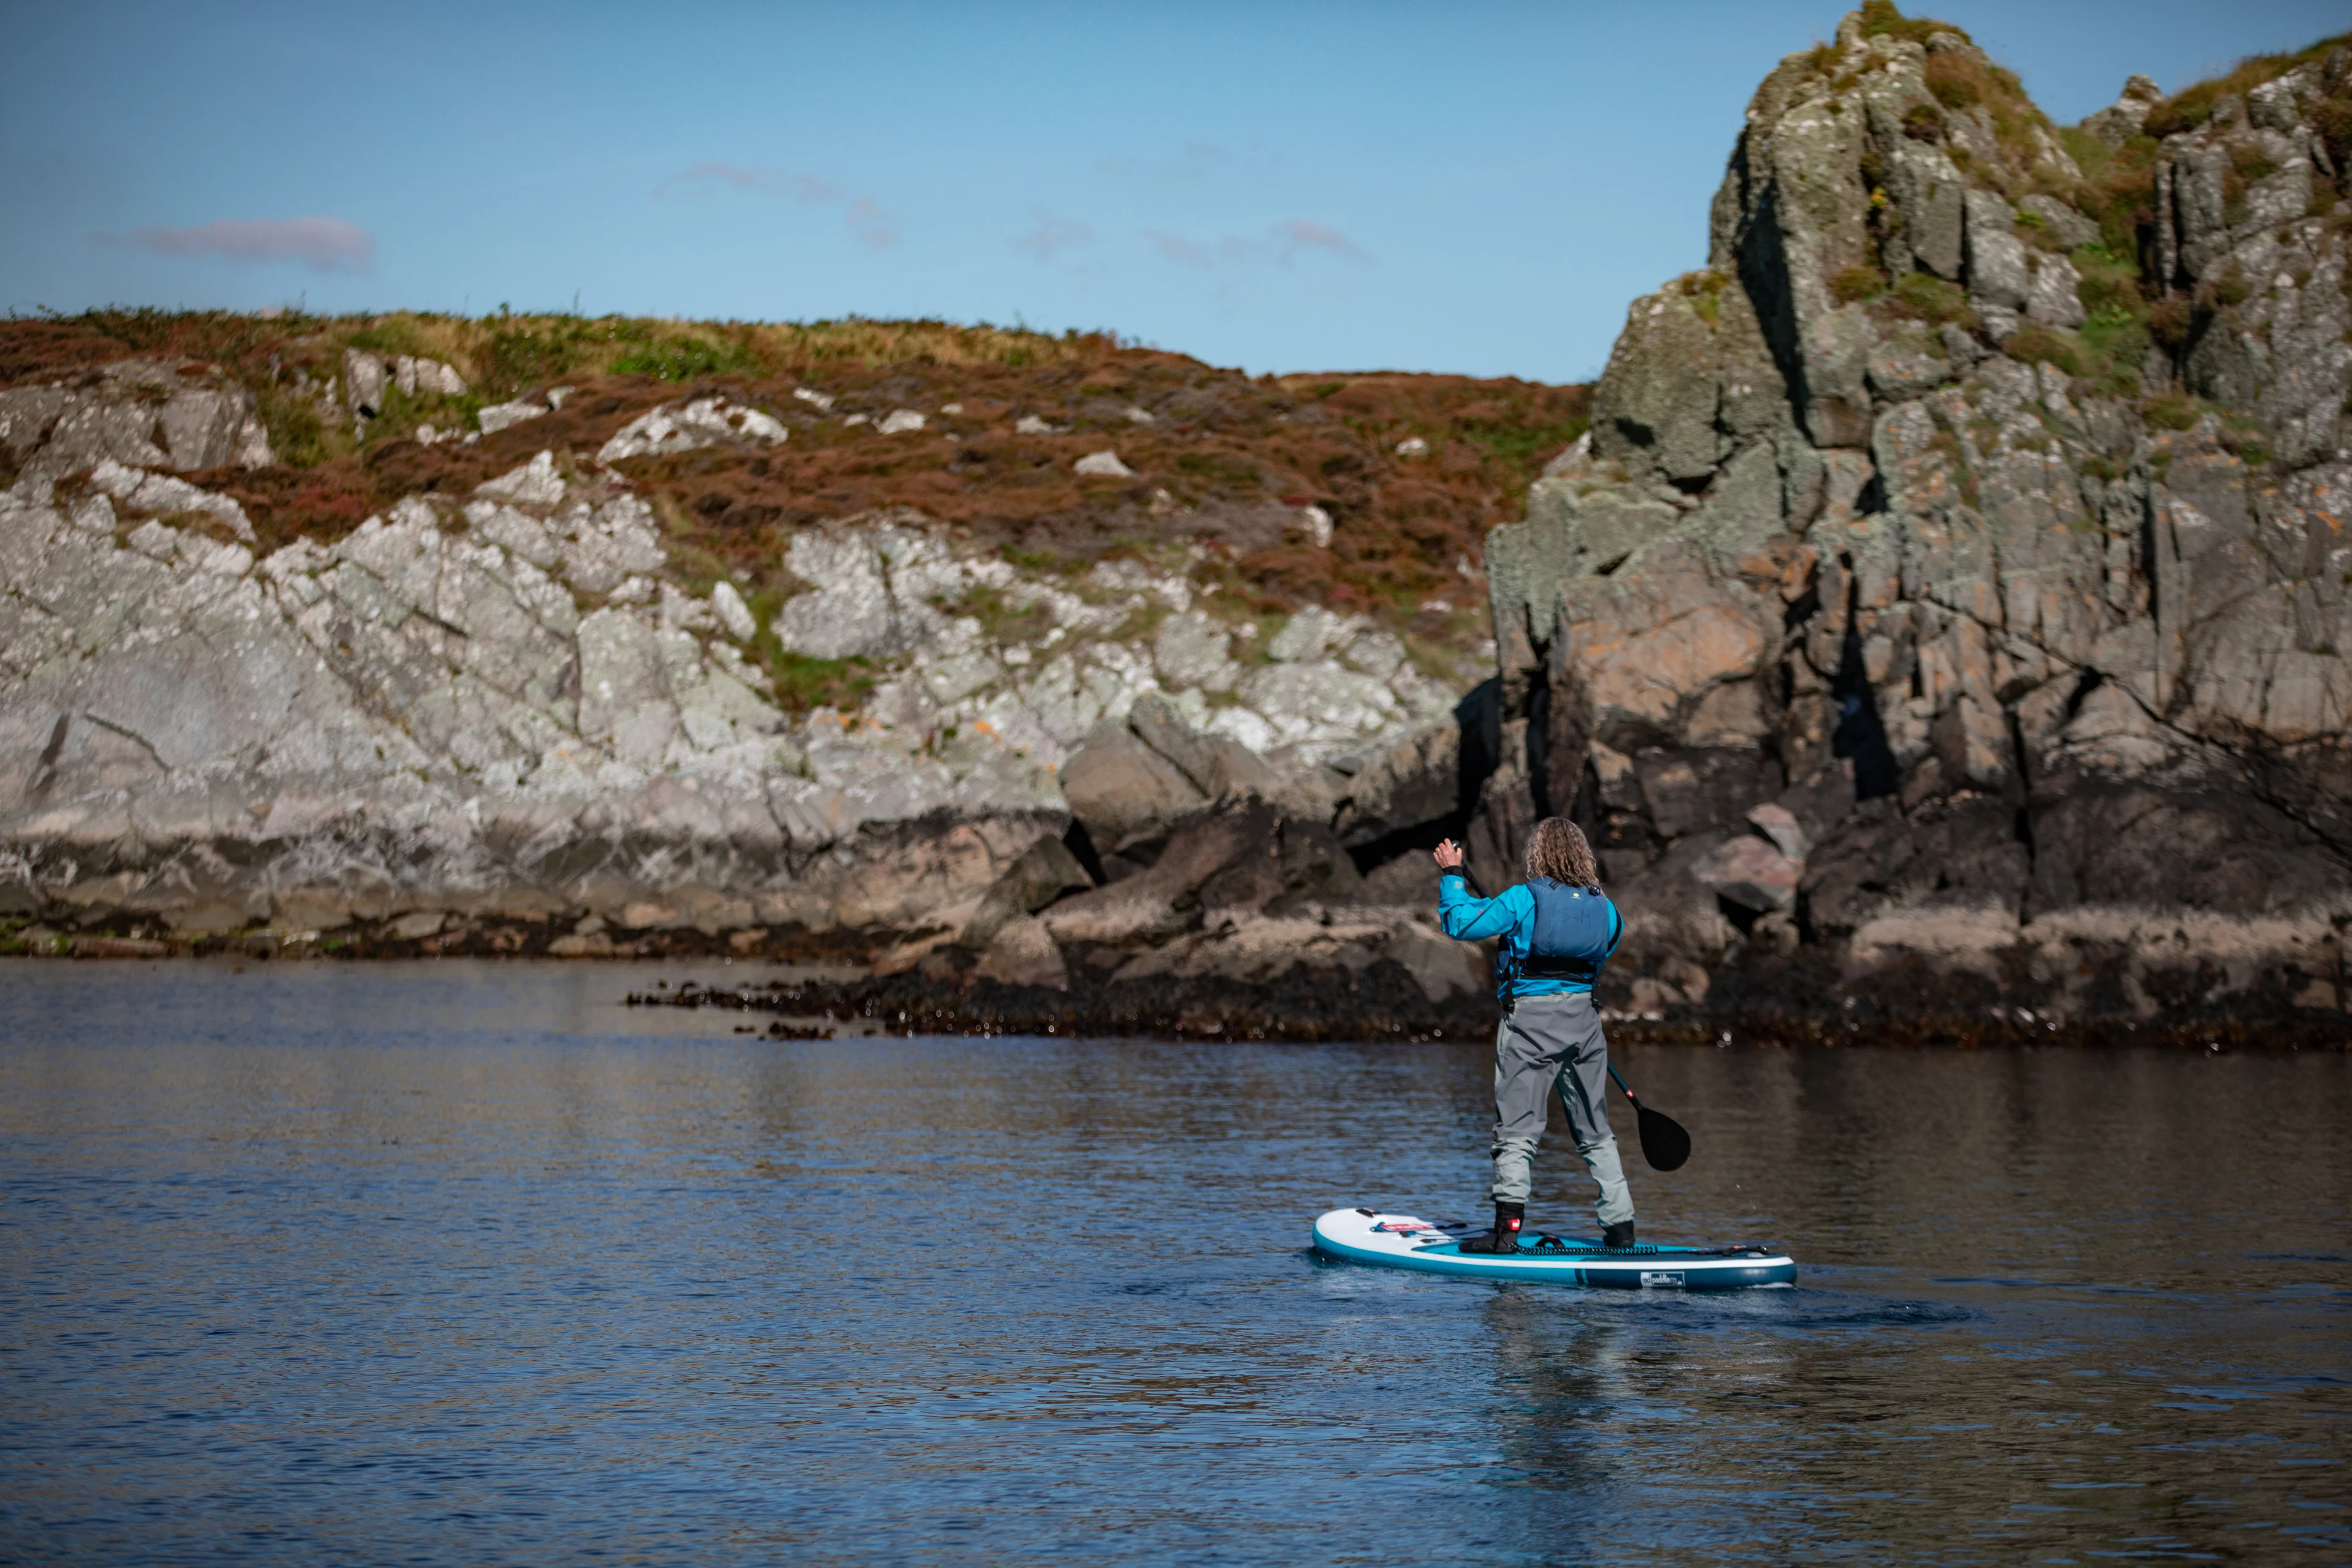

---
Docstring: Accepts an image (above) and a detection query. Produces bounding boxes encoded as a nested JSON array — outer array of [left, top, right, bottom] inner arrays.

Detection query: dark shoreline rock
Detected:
[[622, 967, 2349, 1050]]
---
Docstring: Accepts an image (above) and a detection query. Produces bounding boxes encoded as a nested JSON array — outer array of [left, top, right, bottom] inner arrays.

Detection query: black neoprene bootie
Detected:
[[1602, 1220, 1637, 1250], [1457, 1202, 1526, 1254]]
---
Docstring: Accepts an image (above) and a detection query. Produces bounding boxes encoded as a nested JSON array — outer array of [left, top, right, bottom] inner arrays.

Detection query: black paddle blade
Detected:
[[1633, 1100, 1691, 1172]]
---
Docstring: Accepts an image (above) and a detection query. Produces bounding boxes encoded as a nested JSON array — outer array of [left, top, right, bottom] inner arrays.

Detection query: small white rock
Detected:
[[1123, 405, 1155, 424], [1015, 415, 1055, 434], [1075, 450, 1134, 478], [709, 579, 758, 641], [1298, 504, 1333, 548], [844, 413, 870, 427], [1395, 435, 1429, 458], [476, 450, 567, 507], [794, 386, 836, 410], [478, 399, 548, 435], [598, 397, 788, 463], [940, 402, 964, 415], [878, 409, 927, 434]]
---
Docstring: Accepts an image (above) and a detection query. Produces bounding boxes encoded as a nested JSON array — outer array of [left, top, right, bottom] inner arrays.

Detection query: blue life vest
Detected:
[[1499, 877, 1618, 999]]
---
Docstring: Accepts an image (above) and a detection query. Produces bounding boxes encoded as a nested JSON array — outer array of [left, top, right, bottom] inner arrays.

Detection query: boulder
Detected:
[[963, 834, 1093, 949], [973, 914, 1069, 990], [1331, 720, 1460, 846], [1127, 691, 1278, 801], [344, 349, 391, 419], [1059, 724, 1207, 851], [1689, 832, 1800, 913], [1963, 190, 2030, 312], [0, 359, 270, 475], [1153, 609, 1237, 690]]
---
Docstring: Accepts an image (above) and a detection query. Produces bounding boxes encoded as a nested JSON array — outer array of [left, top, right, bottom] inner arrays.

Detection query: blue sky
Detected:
[[3, 1, 2343, 381]]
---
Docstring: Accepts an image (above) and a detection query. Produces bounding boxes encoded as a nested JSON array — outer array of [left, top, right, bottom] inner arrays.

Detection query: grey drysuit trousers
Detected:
[[1488, 992, 1635, 1227]]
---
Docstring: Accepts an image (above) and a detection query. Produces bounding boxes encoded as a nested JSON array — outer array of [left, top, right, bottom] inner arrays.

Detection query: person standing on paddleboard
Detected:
[[1433, 819, 1635, 1253]]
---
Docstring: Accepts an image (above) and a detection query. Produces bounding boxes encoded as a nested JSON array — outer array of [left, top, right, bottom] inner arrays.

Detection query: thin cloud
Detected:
[[659, 160, 768, 194], [98, 216, 374, 273], [1099, 141, 1255, 181], [1147, 230, 1246, 267], [845, 198, 898, 251], [655, 162, 896, 247], [1147, 220, 1367, 270], [1275, 219, 1365, 260], [1019, 208, 1093, 261]]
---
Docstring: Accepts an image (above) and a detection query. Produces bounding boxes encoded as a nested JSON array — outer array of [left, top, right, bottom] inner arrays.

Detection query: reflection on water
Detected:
[[1, 961, 2345, 1564]]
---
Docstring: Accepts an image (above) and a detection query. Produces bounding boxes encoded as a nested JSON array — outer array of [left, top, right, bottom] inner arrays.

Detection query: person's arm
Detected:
[[1432, 839, 1525, 941]]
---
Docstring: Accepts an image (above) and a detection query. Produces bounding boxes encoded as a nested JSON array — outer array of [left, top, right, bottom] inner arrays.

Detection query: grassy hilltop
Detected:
[[1, 309, 1591, 706]]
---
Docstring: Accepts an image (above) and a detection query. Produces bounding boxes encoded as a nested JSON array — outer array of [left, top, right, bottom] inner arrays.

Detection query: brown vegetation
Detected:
[[1, 309, 1589, 638]]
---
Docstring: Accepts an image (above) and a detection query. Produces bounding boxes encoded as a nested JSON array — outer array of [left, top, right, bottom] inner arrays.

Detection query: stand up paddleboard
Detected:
[[1313, 1207, 1795, 1289]]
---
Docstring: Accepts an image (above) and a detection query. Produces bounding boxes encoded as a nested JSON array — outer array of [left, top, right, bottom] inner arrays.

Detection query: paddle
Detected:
[[1608, 1065, 1692, 1172], [1443, 853, 1694, 1172]]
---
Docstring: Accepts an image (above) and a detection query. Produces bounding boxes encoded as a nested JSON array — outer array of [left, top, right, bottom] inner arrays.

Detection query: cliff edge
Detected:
[[1473, 4, 2351, 1035]]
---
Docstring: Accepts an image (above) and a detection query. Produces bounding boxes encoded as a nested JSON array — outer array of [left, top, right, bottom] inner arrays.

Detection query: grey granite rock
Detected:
[[1964, 190, 2030, 312], [1472, 11, 2352, 1030], [1058, 723, 1206, 851]]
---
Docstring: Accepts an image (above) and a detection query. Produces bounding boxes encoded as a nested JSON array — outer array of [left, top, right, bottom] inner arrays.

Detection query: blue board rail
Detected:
[[1313, 1207, 1795, 1289]]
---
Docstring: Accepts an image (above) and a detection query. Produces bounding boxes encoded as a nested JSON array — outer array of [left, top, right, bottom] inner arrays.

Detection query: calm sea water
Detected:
[[1, 961, 2345, 1566]]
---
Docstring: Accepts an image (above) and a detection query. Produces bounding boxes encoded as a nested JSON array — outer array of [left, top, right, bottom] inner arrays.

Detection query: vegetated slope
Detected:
[[0, 310, 1590, 696]]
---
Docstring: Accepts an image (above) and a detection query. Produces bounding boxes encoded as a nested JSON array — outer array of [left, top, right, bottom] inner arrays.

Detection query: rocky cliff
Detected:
[[1472, 4, 2352, 1039], [0, 315, 1564, 1027]]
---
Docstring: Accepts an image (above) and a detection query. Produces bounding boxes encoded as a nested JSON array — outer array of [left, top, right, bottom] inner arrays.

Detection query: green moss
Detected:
[[2143, 32, 2352, 139], [253, 380, 339, 467], [946, 583, 1054, 644], [1000, 541, 1063, 573], [764, 650, 876, 714], [2142, 392, 2199, 431], [2203, 265, 2252, 309], [2070, 243, 2143, 315], [2077, 309, 2150, 394], [1675, 270, 1728, 328], [1886, 271, 1978, 328], [1831, 263, 1889, 304], [1175, 451, 1265, 493], [483, 317, 600, 393], [2315, 95, 2352, 169], [1455, 416, 1591, 470], [1857, 1, 1964, 47], [608, 336, 758, 382]]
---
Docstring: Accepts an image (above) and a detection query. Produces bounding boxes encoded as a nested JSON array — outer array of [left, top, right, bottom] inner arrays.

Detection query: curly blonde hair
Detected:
[[1525, 817, 1600, 890]]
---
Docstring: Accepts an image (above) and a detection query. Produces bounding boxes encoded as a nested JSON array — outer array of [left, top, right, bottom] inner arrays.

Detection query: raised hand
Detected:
[[1432, 838, 1466, 871]]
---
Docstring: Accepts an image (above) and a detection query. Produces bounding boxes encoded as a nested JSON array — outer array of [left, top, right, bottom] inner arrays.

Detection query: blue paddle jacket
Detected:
[[1438, 873, 1623, 998]]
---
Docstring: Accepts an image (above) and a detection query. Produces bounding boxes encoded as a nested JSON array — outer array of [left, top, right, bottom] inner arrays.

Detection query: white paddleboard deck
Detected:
[[1313, 1207, 1795, 1289]]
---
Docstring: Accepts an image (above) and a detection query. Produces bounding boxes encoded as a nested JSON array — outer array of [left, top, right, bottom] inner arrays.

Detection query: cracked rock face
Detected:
[[1472, 13, 2352, 1029], [0, 417, 1485, 986], [0, 358, 273, 478], [0, 451, 1081, 938]]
